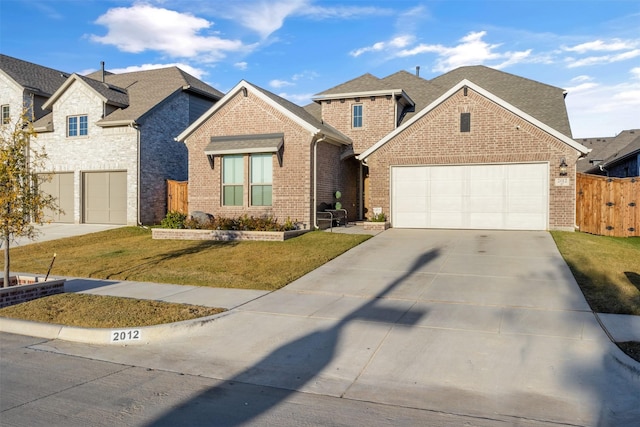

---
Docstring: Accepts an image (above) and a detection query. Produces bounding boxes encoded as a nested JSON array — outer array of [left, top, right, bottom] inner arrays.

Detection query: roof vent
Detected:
[[415, 66, 420, 77]]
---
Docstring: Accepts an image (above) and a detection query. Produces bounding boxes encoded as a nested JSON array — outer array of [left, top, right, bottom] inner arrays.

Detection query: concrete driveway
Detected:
[[30, 229, 640, 426]]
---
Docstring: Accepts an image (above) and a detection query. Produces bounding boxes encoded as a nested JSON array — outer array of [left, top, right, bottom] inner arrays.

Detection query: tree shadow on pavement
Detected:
[[144, 249, 439, 426]]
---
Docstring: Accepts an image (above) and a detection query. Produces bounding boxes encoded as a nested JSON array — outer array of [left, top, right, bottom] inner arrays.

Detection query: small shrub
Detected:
[[369, 212, 387, 222], [182, 214, 297, 232], [161, 211, 187, 229]]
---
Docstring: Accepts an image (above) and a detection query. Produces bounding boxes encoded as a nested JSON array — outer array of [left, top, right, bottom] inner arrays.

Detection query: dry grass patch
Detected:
[[551, 231, 640, 315], [6, 227, 370, 290], [0, 293, 224, 328]]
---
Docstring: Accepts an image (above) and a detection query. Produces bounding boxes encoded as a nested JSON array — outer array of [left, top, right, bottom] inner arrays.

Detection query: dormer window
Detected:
[[67, 115, 88, 137], [352, 104, 363, 128]]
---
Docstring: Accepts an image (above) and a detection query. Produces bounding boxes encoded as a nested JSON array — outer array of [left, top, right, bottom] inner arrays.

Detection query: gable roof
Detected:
[[430, 66, 573, 137], [0, 54, 69, 98], [358, 79, 589, 161], [176, 80, 351, 145], [578, 129, 640, 173], [42, 66, 223, 127], [312, 72, 415, 113]]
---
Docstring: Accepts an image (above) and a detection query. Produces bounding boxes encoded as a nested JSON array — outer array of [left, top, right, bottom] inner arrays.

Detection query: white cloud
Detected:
[[350, 35, 414, 57], [227, 0, 307, 39], [277, 92, 315, 105], [270, 79, 295, 88], [565, 79, 640, 137], [564, 39, 637, 53], [631, 67, 640, 79], [234, 62, 248, 70], [90, 4, 246, 60], [395, 31, 531, 72], [299, 4, 393, 20], [570, 75, 593, 83], [566, 49, 640, 68]]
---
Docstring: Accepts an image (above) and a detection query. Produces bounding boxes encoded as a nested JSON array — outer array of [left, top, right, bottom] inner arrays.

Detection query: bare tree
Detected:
[[1, 111, 59, 287]]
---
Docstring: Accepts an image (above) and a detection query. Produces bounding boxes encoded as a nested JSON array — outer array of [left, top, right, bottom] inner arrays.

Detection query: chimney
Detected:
[[101, 61, 105, 83], [416, 66, 420, 77]]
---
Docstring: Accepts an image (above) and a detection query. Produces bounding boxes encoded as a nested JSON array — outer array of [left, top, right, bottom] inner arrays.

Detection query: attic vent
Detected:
[[460, 113, 471, 133]]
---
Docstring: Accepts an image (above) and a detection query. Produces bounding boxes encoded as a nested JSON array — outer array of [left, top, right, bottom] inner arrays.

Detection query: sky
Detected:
[[1, 0, 639, 138]]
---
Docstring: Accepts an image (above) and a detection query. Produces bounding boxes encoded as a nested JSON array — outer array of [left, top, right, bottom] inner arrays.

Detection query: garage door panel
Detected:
[[39, 173, 74, 223], [83, 171, 127, 225], [392, 164, 548, 230]]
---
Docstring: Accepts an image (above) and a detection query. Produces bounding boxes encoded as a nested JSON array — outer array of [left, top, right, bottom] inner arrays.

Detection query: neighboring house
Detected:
[[576, 129, 640, 177], [1, 55, 224, 225], [179, 65, 590, 231], [0, 54, 68, 125]]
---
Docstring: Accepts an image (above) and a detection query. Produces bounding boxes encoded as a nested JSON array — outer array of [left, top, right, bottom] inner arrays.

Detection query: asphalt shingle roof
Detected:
[[84, 66, 223, 124], [0, 54, 69, 97], [577, 129, 640, 172], [313, 65, 574, 138]]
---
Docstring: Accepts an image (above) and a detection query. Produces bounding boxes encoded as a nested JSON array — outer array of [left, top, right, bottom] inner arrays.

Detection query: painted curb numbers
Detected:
[[111, 329, 141, 343]]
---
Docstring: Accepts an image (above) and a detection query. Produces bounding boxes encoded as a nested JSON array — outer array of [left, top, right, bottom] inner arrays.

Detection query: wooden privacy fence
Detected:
[[576, 173, 638, 237], [167, 180, 188, 214]]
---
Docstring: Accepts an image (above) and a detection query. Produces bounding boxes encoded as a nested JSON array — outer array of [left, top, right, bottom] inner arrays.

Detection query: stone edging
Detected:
[[152, 228, 310, 242]]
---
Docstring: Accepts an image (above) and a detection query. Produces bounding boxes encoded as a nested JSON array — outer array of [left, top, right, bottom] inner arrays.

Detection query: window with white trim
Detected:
[[67, 115, 88, 137], [222, 155, 244, 206], [352, 104, 363, 128], [1, 105, 9, 124], [250, 153, 273, 206]]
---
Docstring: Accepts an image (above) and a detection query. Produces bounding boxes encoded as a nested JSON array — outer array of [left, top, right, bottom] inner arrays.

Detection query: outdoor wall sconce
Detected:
[[559, 158, 568, 176]]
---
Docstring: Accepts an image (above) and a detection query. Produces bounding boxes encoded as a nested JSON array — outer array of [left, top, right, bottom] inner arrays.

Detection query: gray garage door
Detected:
[[392, 163, 549, 230], [83, 171, 127, 224], [39, 172, 74, 223]]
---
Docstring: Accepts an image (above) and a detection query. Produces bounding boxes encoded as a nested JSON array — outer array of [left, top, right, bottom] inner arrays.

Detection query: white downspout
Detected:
[[313, 134, 327, 229], [131, 123, 141, 225]]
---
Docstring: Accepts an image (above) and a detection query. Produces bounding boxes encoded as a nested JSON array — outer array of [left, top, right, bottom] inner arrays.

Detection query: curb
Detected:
[[0, 310, 232, 345]]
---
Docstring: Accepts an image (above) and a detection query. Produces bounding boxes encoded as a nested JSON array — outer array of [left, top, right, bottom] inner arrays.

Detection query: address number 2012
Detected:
[[111, 329, 141, 342]]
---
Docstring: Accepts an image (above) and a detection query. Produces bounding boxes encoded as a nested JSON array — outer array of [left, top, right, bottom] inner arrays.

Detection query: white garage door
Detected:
[[83, 171, 127, 224], [392, 163, 548, 230]]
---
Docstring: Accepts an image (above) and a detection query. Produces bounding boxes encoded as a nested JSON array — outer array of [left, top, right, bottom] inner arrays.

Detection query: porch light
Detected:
[[559, 158, 568, 176]]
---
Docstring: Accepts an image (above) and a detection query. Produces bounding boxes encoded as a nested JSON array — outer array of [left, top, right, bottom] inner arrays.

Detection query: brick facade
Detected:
[[364, 88, 580, 230], [185, 90, 358, 229]]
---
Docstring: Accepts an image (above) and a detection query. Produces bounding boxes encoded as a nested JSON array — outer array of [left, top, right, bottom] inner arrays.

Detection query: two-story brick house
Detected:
[[6, 57, 224, 225], [181, 66, 589, 231]]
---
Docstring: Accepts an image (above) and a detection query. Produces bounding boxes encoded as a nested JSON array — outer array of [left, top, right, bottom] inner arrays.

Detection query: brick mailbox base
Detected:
[[0, 276, 66, 308]]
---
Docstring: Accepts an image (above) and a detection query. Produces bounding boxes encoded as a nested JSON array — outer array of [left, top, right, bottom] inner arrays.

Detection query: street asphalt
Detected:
[[1, 224, 639, 425]]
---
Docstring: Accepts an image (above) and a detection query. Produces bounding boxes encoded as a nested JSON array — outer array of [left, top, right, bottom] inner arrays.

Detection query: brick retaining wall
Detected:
[[0, 277, 66, 308]]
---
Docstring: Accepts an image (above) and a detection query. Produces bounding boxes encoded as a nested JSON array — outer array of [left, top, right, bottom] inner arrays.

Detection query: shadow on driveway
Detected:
[[143, 249, 439, 426]]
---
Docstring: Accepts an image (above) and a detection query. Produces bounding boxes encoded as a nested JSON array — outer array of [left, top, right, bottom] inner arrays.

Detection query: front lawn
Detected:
[[4, 227, 371, 290], [551, 231, 640, 315]]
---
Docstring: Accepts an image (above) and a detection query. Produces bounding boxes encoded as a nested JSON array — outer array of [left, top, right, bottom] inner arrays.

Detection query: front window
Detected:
[[251, 154, 273, 206], [352, 104, 363, 128], [1, 105, 9, 124], [223, 155, 244, 206], [67, 115, 88, 137]]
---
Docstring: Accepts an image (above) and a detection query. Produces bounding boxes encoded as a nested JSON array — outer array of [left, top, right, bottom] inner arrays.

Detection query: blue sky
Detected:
[[1, 0, 639, 138]]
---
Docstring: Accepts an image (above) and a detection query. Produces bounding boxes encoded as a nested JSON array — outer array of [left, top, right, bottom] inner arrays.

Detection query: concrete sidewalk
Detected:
[[4, 229, 639, 426]]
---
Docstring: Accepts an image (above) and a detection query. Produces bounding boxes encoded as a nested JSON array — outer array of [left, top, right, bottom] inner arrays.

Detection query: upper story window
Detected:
[[250, 154, 273, 206], [67, 115, 88, 137], [352, 104, 363, 128], [222, 154, 244, 206], [1, 105, 9, 124]]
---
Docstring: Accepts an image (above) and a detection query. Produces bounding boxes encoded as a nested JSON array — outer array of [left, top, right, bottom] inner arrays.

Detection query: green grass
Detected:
[[0, 293, 224, 328], [0, 228, 370, 327], [4, 227, 371, 290], [551, 231, 640, 315]]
